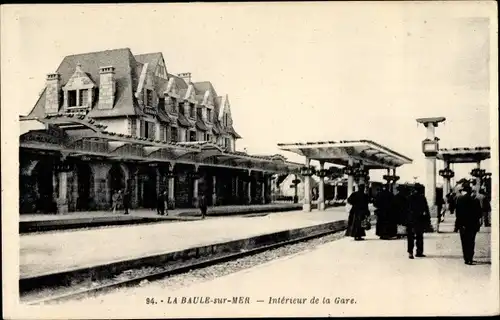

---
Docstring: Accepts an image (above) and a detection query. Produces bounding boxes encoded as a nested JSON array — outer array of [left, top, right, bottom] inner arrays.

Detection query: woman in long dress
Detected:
[[345, 184, 371, 241], [374, 186, 396, 239]]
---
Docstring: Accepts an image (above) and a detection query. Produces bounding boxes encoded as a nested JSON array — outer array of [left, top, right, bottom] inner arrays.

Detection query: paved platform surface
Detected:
[[19, 203, 301, 222], [58, 219, 496, 318], [20, 208, 348, 278]]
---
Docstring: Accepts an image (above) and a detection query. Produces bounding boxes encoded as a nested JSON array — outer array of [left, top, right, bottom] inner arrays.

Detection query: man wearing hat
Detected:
[[455, 183, 483, 265], [406, 183, 430, 259]]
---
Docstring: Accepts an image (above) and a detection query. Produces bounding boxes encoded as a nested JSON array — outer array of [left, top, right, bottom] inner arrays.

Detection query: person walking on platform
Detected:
[[345, 184, 371, 241], [374, 185, 396, 239], [392, 185, 410, 238], [436, 194, 445, 223], [199, 194, 208, 219], [456, 184, 483, 265], [112, 190, 119, 214], [123, 188, 130, 215], [446, 192, 457, 215], [475, 189, 491, 227], [406, 184, 430, 259], [157, 190, 166, 215]]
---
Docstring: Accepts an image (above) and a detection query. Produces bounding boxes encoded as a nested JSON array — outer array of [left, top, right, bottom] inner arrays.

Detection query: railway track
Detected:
[[22, 220, 349, 306]]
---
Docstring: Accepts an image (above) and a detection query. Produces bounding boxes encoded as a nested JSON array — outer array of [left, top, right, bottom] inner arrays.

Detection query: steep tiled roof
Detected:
[[193, 81, 218, 97], [168, 74, 189, 90], [134, 52, 162, 74], [26, 48, 141, 119], [226, 126, 242, 139], [214, 96, 222, 121]]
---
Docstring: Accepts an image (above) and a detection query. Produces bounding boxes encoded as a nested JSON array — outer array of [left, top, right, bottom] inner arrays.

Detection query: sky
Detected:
[[1, 2, 497, 184]]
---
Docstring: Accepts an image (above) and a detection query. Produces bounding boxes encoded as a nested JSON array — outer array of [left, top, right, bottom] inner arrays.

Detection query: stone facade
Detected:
[[19, 151, 274, 213]]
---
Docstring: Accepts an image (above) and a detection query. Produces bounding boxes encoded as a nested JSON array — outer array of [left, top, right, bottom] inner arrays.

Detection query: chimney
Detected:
[[45, 73, 61, 114], [177, 72, 192, 84], [98, 66, 116, 109]]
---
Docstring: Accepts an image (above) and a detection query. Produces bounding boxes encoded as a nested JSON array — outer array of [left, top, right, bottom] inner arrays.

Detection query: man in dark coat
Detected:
[[455, 184, 483, 265], [406, 184, 430, 259], [475, 189, 491, 227], [345, 184, 371, 241], [199, 194, 208, 219], [157, 190, 166, 215], [446, 192, 456, 215], [122, 189, 130, 215]]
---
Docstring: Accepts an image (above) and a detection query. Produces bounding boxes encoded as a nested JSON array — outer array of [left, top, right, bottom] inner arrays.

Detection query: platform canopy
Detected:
[[437, 147, 491, 163], [20, 115, 302, 174], [277, 140, 413, 169]]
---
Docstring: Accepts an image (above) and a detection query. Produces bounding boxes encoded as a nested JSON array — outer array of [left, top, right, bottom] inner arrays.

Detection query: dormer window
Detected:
[[68, 90, 78, 107], [189, 102, 195, 118], [66, 89, 90, 107], [80, 89, 89, 105], [146, 89, 153, 107], [62, 64, 96, 111], [196, 107, 203, 119], [207, 109, 212, 122], [168, 97, 177, 113], [178, 102, 185, 115]]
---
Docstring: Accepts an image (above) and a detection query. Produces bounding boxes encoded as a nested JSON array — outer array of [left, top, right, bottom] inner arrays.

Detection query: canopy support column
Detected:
[[212, 175, 217, 206], [303, 157, 312, 212], [57, 171, 68, 214], [261, 173, 266, 204], [475, 161, 481, 193], [347, 158, 354, 199], [318, 161, 325, 211], [392, 168, 398, 194], [247, 170, 252, 205], [443, 161, 451, 197], [193, 165, 199, 207], [168, 163, 175, 209]]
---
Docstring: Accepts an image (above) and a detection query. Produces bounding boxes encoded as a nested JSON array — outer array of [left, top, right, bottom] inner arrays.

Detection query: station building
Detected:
[[19, 48, 301, 214]]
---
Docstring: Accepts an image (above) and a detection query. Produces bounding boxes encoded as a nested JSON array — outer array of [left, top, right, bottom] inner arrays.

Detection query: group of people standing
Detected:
[[344, 183, 429, 254], [111, 189, 131, 215], [111, 189, 208, 218], [344, 182, 489, 264]]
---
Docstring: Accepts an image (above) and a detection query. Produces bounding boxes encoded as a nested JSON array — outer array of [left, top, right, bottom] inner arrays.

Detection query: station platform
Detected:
[[20, 207, 348, 279], [19, 203, 303, 233], [58, 218, 496, 317]]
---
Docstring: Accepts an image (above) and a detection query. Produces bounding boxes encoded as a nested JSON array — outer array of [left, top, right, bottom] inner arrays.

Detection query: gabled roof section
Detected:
[[135, 52, 169, 93], [168, 74, 188, 90], [134, 52, 162, 75], [184, 84, 197, 102], [25, 48, 141, 119], [63, 64, 96, 91], [193, 81, 218, 99]]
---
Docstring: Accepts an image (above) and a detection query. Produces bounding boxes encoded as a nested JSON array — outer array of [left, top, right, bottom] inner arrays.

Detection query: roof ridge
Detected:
[[64, 47, 133, 58]]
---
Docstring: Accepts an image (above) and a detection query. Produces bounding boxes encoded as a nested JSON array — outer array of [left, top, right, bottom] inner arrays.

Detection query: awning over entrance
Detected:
[[277, 140, 413, 169], [20, 115, 301, 174], [437, 147, 491, 163]]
